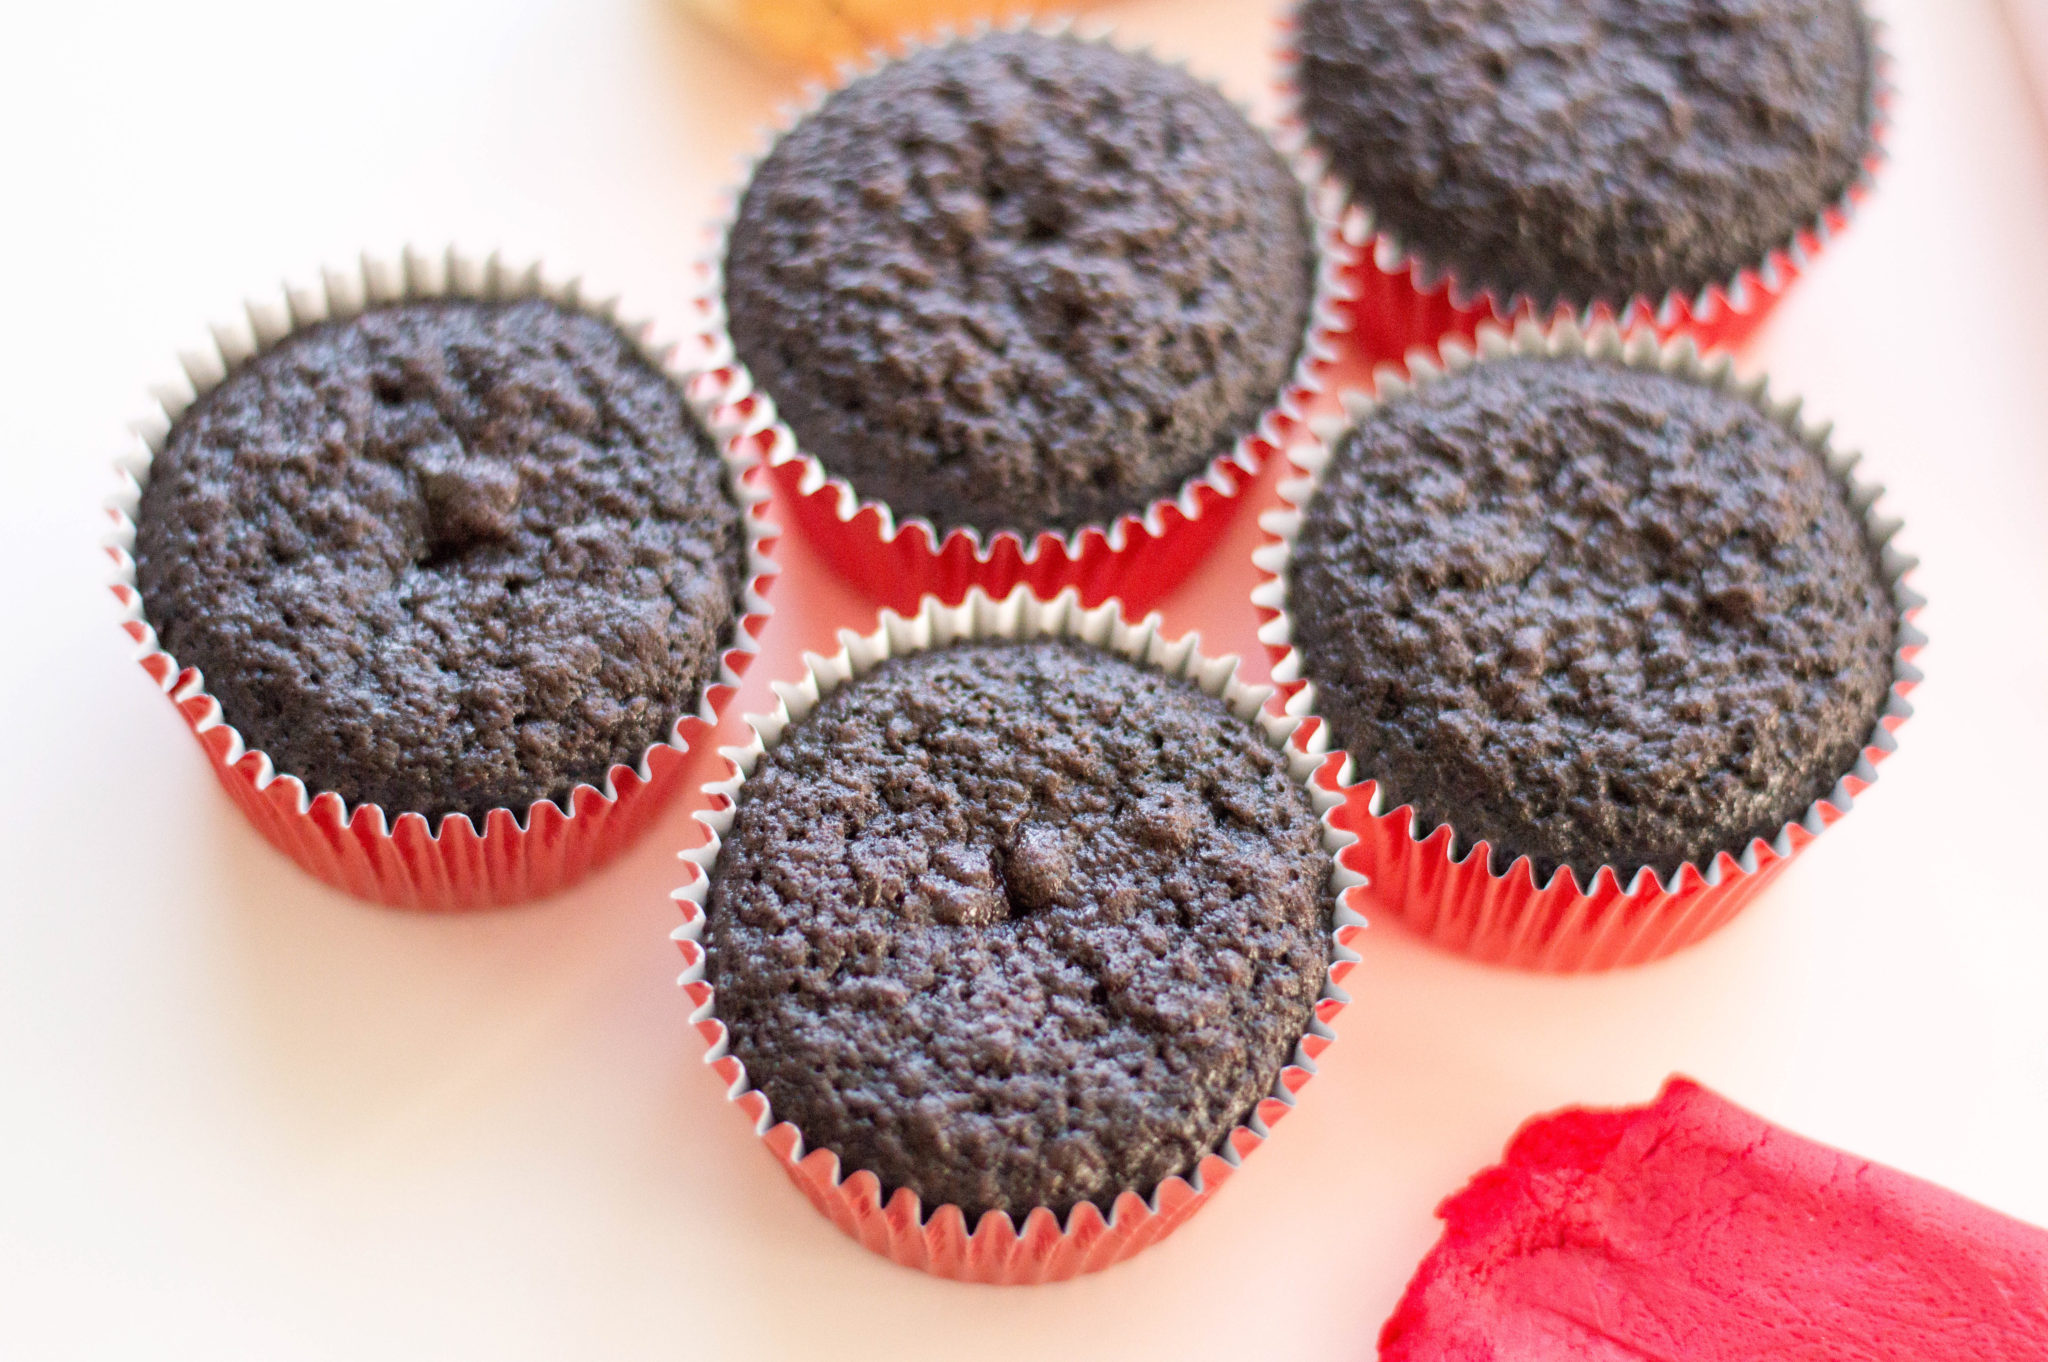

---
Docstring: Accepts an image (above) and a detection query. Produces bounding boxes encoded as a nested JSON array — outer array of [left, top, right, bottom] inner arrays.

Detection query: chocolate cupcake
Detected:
[[112, 251, 774, 908], [1289, 0, 1883, 344], [676, 592, 1365, 1281], [1256, 326, 1919, 970], [716, 28, 1328, 554]]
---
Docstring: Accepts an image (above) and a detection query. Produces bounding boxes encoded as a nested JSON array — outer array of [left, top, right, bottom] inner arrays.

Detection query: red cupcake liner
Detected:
[[1275, 15, 1894, 372], [688, 18, 1357, 620], [105, 246, 780, 911], [1251, 321, 1925, 973], [671, 587, 1370, 1283]]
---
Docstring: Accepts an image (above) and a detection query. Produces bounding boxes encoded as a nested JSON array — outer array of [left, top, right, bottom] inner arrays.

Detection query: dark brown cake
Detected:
[[704, 639, 1332, 1221], [1288, 357, 1897, 882], [723, 31, 1316, 537], [1293, 0, 1877, 308], [133, 297, 747, 825]]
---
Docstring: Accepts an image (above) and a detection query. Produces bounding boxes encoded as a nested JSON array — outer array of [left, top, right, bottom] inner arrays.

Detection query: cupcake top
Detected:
[[1287, 356, 1897, 882], [723, 30, 1317, 538], [133, 297, 747, 824], [1293, 0, 1876, 308], [704, 639, 1332, 1221]]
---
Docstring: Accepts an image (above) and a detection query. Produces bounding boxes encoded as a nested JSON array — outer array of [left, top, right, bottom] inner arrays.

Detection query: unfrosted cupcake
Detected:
[[714, 28, 1333, 612], [706, 638, 1330, 1219], [676, 593, 1367, 1281], [1259, 329, 1918, 969], [117, 260, 770, 909], [1289, 0, 1883, 350]]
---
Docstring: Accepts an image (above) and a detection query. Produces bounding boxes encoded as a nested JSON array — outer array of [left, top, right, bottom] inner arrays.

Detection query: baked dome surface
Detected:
[[705, 639, 1333, 1220], [1294, 0, 1876, 308], [725, 30, 1316, 536], [134, 297, 746, 823], [1288, 356, 1896, 881]]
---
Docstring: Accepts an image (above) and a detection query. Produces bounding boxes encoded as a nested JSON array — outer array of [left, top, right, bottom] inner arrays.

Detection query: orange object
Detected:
[[681, 0, 1110, 70]]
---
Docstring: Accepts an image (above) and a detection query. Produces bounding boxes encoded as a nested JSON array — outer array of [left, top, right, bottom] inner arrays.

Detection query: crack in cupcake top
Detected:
[[1294, 0, 1876, 308], [705, 638, 1333, 1221], [133, 297, 747, 824], [724, 30, 1317, 537], [1288, 356, 1897, 882]]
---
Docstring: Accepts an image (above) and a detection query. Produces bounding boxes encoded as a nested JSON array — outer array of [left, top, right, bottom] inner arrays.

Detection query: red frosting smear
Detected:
[[1381, 1078, 2048, 1361]]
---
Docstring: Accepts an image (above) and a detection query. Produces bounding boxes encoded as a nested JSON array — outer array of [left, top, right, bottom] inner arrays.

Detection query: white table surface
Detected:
[[3, 1, 2046, 1357]]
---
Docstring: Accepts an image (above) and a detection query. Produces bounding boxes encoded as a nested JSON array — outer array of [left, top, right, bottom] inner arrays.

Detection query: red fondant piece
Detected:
[[1382, 1079, 2048, 1361]]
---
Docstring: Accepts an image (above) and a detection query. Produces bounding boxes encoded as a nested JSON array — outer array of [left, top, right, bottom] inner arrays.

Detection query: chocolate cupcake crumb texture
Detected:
[[134, 297, 747, 824], [705, 639, 1333, 1221], [1294, 0, 1876, 308], [724, 31, 1316, 537], [1288, 357, 1897, 882]]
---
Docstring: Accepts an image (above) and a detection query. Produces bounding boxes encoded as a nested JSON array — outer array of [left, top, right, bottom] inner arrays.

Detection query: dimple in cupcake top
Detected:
[[723, 30, 1317, 538], [704, 639, 1333, 1222], [1287, 356, 1897, 883], [1293, 0, 1876, 309], [133, 297, 747, 825]]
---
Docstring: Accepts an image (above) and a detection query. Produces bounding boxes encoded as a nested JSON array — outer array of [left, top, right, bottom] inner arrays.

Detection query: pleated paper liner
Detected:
[[672, 587, 1369, 1282], [105, 246, 779, 911], [1251, 321, 1924, 973], [1274, 12, 1894, 375], [688, 18, 1356, 621]]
